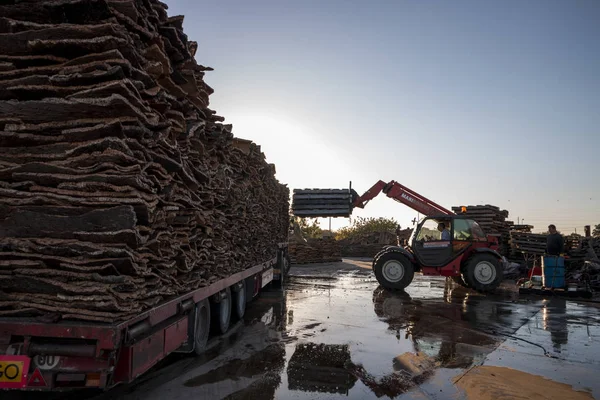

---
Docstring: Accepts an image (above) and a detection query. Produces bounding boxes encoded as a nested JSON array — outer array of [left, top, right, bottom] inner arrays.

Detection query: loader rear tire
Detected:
[[464, 254, 503, 292], [373, 252, 414, 291]]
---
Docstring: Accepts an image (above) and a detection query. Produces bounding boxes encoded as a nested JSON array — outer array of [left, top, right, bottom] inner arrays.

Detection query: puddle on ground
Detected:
[[183, 344, 286, 387], [169, 274, 560, 400], [74, 270, 599, 400], [17, 268, 600, 400]]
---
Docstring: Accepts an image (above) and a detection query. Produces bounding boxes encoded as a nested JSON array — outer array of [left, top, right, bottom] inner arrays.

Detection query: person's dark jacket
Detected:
[[546, 233, 564, 255]]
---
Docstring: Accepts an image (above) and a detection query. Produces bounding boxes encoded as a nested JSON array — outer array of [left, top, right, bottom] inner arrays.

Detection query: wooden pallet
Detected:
[[518, 287, 593, 299]]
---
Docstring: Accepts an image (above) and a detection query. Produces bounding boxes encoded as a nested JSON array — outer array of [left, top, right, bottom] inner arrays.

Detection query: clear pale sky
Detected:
[[165, 0, 600, 234]]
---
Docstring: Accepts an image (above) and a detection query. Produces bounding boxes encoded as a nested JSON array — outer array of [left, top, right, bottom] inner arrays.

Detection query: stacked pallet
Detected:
[[510, 225, 533, 233], [565, 238, 600, 291], [451, 205, 512, 255], [565, 234, 583, 252], [0, 0, 289, 322], [509, 232, 547, 255], [509, 232, 589, 258], [568, 237, 600, 259], [291, 188, 354, 218], [289, 238, 341, 264], [338, 229, 411, 258]]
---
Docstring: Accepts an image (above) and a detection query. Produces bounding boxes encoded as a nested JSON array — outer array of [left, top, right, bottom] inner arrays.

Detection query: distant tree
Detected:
[[593, 224, 600, 237], [335, 217, 399, 241], [293, 217, 323, 239]]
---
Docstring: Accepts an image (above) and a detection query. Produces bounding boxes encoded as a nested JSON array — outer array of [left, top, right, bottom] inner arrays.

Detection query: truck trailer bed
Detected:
[[0, 254, 282, 391]]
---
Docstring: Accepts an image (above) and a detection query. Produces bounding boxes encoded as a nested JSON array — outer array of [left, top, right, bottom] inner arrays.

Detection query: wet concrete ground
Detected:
[[15, 259, 600, 399]]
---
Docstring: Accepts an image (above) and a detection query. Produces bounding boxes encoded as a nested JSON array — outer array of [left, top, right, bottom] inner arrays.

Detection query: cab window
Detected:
[[416, 219, 441, 241], [453, 219, 487, 241], [453, 219, 472, 241], [469, 220, 487, 241]]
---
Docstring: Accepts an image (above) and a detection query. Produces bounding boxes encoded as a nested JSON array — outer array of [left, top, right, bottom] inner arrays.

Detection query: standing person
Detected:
[[546, 224, 564, 255]]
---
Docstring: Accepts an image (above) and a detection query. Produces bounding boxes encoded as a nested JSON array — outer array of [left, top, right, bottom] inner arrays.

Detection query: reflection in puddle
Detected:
[[183, 344, 286, 387], [372, 285, 501, 370], [34, 267, 600, 400], [287, 343, 356, 394], [223, 372, 283, 400], [157, 273, 594, 400]]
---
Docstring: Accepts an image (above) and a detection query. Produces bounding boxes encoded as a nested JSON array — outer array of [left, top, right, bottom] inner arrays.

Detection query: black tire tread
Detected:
[[464, 253, 503, 292], [194, 299, 210, 355], [373, 251, 415, 291], [232, 282, 246, 320], [211, 287, 231, 334]]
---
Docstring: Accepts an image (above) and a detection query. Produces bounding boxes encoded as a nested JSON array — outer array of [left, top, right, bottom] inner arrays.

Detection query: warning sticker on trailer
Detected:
[[261, 269, 273, 287], [0, 355, 31, 389]]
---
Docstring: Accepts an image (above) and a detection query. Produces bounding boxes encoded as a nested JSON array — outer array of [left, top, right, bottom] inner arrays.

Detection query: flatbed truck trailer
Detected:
[[0, 243, 289, 392]]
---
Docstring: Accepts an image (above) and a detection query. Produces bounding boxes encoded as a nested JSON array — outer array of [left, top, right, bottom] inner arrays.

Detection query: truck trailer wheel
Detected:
[[194, 299, 211, 355], [211, 287, 232, 334], [273, 251, 290, 290], [464, 254, 503, 292], [373, 252, 414, 291], [232, 280, 246, 320]]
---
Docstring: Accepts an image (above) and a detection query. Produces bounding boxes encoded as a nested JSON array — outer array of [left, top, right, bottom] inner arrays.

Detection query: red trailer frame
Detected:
[[0, 245, 287, 392]]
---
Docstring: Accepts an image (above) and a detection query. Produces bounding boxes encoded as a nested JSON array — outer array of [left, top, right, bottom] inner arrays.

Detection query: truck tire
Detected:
[[285, 252, 291, 275], [194, 299, 210, 355], [464, 254, 503, 292], [273, 269, 284, 289], [273, 251, 290, 290], [232, 280, 246, 320], [373, 252, 414, 291], [211, 287, 232, 334]]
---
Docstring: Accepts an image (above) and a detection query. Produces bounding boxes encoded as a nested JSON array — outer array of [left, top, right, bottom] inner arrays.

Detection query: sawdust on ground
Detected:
[[455, 365, 593, 400]]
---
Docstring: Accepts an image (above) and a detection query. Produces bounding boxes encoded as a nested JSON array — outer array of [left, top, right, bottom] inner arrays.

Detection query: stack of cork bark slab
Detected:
[[338, 229, 411, 258], [565, 234, 583, 253], [0, 0, 289, 323], [289, 238, 341, 264], [564, 238, 600, 291], [510, 225, 533, 233], [451, 205, 512, 255], [291, 188, 354, 218], [509, 232, 547, 255], [451, 205, 511, 235], [567, 238, 600, 262]]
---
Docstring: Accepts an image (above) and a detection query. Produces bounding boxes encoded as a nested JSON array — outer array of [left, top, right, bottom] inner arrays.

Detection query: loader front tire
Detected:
[[373, 252, 414, 291]]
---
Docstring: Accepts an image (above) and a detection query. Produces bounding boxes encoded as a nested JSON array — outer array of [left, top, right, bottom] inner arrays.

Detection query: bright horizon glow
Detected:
[[165, 0, 600, 234]]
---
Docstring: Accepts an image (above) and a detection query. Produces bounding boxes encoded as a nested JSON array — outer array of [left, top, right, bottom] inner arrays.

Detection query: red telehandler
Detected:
[[292, 180, 504, 292]]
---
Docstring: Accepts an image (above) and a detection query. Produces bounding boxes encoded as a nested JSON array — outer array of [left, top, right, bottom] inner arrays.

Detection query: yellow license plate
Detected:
[[0, 356, 31, 389]]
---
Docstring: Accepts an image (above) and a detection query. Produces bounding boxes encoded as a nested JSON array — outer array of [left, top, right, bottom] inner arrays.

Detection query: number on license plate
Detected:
[[0, 356, 31, 389]]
